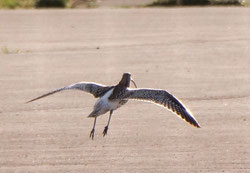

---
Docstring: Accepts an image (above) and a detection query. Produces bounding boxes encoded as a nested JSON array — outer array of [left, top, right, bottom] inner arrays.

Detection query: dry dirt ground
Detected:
[[0, 8, 250, 173]]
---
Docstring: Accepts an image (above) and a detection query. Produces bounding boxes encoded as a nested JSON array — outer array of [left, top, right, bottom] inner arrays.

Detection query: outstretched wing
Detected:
[[123, 88, 200, 128], [26, 82, 113, 103]]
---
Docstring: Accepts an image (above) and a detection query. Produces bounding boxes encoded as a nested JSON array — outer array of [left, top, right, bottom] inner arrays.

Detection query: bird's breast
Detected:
[[95, 88, 126, 111]]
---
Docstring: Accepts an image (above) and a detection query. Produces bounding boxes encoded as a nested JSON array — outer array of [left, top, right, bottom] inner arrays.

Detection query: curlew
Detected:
[[27, 73, 200, 139]]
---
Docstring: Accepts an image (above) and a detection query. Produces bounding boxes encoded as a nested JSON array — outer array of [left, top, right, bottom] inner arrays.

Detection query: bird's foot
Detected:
[[103, 126, 108, 137], [89, 128, 95, 140]]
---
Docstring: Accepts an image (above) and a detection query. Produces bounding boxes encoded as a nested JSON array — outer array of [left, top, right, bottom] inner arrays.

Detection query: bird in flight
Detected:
[[27, 73, 200, 139]]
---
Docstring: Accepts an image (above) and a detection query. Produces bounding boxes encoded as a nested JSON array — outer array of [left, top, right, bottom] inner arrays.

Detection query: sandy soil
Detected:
[[0, 8, 249, 173]]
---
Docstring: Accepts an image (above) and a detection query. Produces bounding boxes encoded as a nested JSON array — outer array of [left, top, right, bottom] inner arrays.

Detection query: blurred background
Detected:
[[0, 0, 249, 9]]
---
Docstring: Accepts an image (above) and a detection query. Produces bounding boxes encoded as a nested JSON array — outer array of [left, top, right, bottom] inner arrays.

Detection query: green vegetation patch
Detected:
[[0, 0, 69, 8], [147, 0, 242, 6], [0, 0, 19, 9], [1, 46, 20, 54], [35, 0, 68, 8], [210, 0, 241, 5], [147, 0, 176, 6], [0, 0, 36, 8]]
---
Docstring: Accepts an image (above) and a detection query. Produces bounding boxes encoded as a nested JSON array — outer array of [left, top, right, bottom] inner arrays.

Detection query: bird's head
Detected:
[[119, 73, 137, 88]]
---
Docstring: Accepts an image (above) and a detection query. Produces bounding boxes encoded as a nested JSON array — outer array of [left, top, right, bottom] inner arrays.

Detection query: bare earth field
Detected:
[[0, 8, 249, 172]]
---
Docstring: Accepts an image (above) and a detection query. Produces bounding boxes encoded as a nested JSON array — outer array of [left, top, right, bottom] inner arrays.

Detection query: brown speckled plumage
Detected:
[[27, 72, 200, 139]]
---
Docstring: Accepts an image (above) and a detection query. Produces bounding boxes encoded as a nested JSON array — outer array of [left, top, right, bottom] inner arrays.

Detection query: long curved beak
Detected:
[[131, 77, 137, 88]]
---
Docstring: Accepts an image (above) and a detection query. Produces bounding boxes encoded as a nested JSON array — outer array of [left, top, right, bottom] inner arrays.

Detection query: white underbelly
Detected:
[[93, 89, 122, 115]]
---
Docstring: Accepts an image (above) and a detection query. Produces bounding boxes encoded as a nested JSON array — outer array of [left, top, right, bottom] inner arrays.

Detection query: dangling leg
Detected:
[[89, 117, 97, 140], [103, 110, 113, 137]]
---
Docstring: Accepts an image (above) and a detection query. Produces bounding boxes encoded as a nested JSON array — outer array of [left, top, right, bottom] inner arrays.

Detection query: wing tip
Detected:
[[25, 99, 34, 104], [193, 123, 201, 128], [25, 97, 40, 104], [187, 117, 201, 128], [182, 108, 201, 128]]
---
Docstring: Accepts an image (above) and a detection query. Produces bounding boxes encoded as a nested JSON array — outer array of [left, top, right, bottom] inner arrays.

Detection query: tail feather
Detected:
[[88, 110, 98, 118]]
